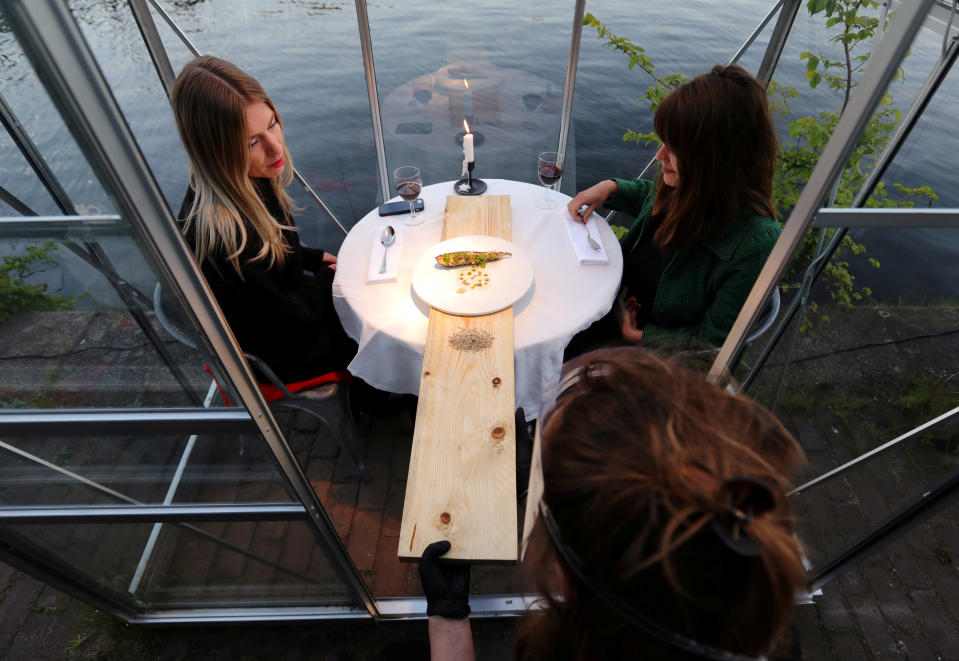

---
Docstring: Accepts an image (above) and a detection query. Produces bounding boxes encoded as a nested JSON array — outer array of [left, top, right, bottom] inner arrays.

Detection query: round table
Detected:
[[332, 179, 624, 417]]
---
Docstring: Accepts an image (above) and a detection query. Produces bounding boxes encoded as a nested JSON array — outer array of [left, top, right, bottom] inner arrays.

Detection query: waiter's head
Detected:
[[518, 347, 805, 661]]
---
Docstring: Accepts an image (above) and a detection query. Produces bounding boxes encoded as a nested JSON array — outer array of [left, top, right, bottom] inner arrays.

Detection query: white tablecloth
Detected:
[[332, 179, 623, 417]]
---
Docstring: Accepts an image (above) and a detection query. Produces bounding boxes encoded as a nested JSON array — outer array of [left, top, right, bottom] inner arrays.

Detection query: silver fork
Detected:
[[578, 206, 602, 251]]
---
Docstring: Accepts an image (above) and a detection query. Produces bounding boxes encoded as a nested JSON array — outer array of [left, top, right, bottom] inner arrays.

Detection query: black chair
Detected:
[[152, 283, 368, 480]]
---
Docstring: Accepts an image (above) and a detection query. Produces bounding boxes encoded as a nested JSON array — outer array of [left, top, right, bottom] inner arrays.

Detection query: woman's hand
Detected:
[[322, 252, 338, 271], [567, 180, 618, 223], [615, 288, 644, 344]]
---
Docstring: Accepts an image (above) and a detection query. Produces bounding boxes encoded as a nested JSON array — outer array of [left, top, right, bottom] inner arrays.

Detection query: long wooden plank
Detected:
[[398, 195, 517, 563]]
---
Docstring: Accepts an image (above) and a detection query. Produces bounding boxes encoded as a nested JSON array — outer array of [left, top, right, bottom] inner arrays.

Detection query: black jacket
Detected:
[[179, 180, 356, 382]]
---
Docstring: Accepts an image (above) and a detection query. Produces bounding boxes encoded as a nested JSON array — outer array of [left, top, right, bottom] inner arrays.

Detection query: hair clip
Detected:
[[710, 476, 775, 558]]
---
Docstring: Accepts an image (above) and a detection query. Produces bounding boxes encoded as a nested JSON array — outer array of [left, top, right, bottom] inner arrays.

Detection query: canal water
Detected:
[[0, 0, 956, 304]]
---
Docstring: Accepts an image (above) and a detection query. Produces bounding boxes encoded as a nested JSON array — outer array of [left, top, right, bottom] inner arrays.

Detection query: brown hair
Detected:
[[651, 63, 778, 250], [515, 347, 805, 660], [170, 55, 296, 276]]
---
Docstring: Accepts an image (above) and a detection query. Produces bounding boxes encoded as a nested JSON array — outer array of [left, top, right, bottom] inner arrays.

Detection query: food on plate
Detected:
[[435, 251, 511, 267], [458, 265, 492, 291]]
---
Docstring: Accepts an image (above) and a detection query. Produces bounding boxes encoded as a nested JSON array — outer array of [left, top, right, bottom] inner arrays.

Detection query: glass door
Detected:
[[0, 0, 372, 622]]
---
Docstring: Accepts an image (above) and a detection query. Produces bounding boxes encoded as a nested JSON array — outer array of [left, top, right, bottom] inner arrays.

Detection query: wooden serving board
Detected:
[[397, 195, 518, 563]]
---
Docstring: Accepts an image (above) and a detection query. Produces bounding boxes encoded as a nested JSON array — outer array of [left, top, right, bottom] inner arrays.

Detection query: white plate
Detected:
[[411, 236, 535, 316]]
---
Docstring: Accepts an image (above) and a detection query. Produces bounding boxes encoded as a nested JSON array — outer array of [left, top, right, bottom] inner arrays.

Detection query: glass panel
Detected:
[[64, 0, 379, 251], [4, 518, 354, 610], [567, 1, 775, 195], [0, 20, 113, 216], [0, 431, 296, 506], [0, 230, 230, 409], [738, 228, 959, 648], [1, 2, 364, 620], [367, 1, 574, 192]]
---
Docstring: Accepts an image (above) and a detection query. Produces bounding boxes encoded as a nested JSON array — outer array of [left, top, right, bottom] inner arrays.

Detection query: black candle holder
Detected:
[[454, 161, 486, 196]]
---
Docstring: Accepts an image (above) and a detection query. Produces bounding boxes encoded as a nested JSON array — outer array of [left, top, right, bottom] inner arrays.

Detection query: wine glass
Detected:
[[393, 166, 424, 226], [537, 151, 562, 210]]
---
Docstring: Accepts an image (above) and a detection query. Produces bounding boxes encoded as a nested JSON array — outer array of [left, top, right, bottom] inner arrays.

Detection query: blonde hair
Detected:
[[171, 55, 297, 276]]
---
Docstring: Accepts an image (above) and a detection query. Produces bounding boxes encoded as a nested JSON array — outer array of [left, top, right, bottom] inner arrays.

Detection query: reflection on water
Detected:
[[0, 0, 957, 303]]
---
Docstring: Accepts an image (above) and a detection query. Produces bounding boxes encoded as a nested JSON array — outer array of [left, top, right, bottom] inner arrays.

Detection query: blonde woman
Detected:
[[171, 55, 355, 382]]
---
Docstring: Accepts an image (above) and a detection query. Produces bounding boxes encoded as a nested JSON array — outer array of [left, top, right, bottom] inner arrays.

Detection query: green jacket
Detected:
[[609, 177, 781, 351]]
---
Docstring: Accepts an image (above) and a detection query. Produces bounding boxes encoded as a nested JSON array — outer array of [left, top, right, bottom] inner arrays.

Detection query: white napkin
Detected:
[[562, 207, 609, 265], [367, 224, 404, 284]]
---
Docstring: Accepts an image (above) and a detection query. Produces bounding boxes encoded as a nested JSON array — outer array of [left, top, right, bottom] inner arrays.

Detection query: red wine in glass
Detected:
[[537, 151, 561, 209], [538, 165, 562, 187], [397, 182, 421, 201], [393, 166, 424, 226]]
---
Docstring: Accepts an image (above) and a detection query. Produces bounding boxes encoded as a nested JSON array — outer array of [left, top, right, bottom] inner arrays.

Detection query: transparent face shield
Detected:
[[520, 361, 769, 661]]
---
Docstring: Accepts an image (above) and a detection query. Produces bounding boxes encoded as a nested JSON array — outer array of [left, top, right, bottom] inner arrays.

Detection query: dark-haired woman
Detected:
[[567, 63, 781, 353], [171, 55, 356, 383]]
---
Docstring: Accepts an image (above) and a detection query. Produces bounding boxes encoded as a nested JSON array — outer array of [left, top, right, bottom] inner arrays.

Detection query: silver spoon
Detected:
[[378, 225, 395, 274], [578, 205, 602, 251]]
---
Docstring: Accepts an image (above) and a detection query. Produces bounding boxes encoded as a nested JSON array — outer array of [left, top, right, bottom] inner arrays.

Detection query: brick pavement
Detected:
[[2, 307, 959, 658]]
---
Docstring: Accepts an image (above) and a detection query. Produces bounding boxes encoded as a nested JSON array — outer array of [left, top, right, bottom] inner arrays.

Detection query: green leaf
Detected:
[[810, 72, 822, 88], [806, 55, 820, 71]]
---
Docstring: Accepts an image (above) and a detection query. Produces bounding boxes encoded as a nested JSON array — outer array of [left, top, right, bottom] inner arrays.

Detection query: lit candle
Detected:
[[463, 120, 474, 163]]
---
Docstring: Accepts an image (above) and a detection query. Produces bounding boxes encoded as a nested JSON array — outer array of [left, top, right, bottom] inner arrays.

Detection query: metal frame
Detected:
[[354, 0, 390, 205], [811, 207, 959, 227], [0, 408, 253, 436], [555, 0, 587, 192], [0, 504, 305, 524], [135, 0, 347, 235], [808, 461, 959, 592], [128, 0, 175, 94], [756, 0, 802, 86], [740, 12, 959, 392], [0, 214, 125, 238], [3, 0, 951, 626], [791, 404, 959, 497], [708, 0, 937, 384], [0, 436, 338, 590], [1, 0, 377, 621], [636, 0, 800, 180], [731, 0, 786, 64], [1, 85, 200, 402]]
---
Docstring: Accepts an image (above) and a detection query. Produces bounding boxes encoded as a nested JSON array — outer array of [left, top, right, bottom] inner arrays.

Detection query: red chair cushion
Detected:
[[259, 370, 353, 403]]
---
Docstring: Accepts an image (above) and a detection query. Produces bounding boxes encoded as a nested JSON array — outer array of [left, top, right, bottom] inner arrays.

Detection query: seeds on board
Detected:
[[449, 328, 494, 352]]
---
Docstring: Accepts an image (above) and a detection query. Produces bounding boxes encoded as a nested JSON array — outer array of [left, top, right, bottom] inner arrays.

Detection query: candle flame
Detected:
[[463, 78, 470, 90], [463, 119, 471, 133]]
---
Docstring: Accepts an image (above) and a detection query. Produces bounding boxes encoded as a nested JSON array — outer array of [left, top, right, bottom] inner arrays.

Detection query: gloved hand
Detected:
[[419, 540, 471, 619]]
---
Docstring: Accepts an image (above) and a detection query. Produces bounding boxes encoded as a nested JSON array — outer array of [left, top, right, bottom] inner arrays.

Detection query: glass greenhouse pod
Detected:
[[0, 1, 958, 650]]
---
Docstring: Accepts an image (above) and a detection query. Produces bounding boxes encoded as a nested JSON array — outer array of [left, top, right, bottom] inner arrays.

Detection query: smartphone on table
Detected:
[[378, 199, 425, 216]]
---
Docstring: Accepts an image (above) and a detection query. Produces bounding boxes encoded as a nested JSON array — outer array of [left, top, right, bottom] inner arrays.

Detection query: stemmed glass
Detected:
[[393, 166, 424, 226], [537, 151, 562, 210]]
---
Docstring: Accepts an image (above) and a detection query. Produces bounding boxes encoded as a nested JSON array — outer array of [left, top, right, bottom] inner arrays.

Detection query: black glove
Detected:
[[419, 540, 471, 619], [516, 407, 533, 498]]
